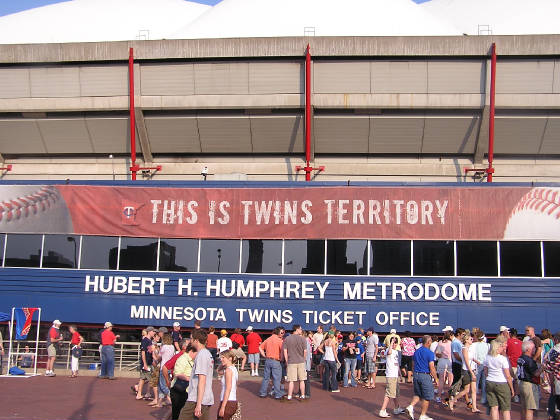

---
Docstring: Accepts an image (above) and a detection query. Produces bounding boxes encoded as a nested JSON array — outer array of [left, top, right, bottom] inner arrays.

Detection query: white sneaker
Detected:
[[405, 405, 414, 420], [331, 389, 340, 393], [513, 395, 520, 403], [393, 407, 405, 415], [418, 416, 433, 420], [379, 410, 391, 418]]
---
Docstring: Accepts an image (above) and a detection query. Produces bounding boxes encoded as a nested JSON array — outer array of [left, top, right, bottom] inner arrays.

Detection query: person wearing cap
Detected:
[[384, 329, 402, 352], [364, 327, 379, 389], [246, 326, 262, 377], [172, 322, 183, 353], [499, 325, 511, 345], [217, 329, 232, 354], [45, 320, 63, 377], [158, 326, 169, 339], [136, 326, 156, 400], [100, 322, 120, 380]]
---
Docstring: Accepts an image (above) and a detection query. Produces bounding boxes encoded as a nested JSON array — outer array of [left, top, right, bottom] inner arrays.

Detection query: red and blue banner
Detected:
[[14, 307, 37, 340]]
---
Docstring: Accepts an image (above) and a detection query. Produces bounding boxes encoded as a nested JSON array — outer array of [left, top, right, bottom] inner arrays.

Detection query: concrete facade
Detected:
[[0, 36, 559, 182]]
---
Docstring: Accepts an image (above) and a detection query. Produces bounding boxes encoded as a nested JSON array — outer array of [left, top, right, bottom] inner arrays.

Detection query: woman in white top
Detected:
[[484, 339, 514, 420], [450, 333, 480, 412], [218, 350, 239, 420], [319, 330, 340, 392]]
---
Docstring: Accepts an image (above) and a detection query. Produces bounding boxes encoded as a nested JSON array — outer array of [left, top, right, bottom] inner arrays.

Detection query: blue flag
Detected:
[[14, 308, 38, 340]]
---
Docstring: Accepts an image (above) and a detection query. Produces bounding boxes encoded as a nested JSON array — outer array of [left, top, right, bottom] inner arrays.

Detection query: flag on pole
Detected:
[[14, 308, 38, 340]]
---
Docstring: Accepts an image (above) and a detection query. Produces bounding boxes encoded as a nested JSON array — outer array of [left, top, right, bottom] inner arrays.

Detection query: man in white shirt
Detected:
[[379, 337, 406, 417], [312, 325, 325, 379]]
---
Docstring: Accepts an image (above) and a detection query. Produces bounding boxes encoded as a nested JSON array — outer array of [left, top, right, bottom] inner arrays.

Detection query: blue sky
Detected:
[[0, 0, 430, 17]]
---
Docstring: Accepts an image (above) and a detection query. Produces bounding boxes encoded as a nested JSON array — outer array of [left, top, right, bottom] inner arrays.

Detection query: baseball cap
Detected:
[[442, 325, 454, 332], [220, 329, 227, 336], [158, 327, 168, 333], [389, 328, 397, 334], [104, 321, 113, 328], [328, 331, 335, 336], [173, 322, 180, 327], [53, 319, 61, 326], [146, 326, 155, 332], [246, 326, 253, 331], [499, 326, 509, 332]]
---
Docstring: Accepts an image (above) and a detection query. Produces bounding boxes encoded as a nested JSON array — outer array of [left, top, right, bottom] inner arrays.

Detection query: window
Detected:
[[159, 239, 199, 272], [457, 241, 498, 276], [500, 241, 541, 277], [370, 240, 411, 275], [327, 240, 367, 275], [284, 240, 325, 274], [242, 240, 282, 274], [200, 240, 240, 273], [42, 234, 80, 269], [543, 242, 560, 277], [4, 234, 42, 267], [80, 236, 118, 270], [119, 237, 158, 271], [413, 240, 453, 276]]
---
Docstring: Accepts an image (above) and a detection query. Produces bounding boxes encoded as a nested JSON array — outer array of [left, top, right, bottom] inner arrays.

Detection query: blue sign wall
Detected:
[[1, 267, 558, 333]]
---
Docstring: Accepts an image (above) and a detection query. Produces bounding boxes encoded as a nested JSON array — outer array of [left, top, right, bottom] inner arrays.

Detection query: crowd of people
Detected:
[[28, 318, 560, 420]]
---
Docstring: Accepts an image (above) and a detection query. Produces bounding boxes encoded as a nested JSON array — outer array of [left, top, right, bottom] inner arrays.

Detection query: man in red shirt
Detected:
[[246, 326, 262, 377], [506, 328, 523, 402], [69, 325, 83, 378], [45, 320, 63, 377], [100, 321, 120, 380]]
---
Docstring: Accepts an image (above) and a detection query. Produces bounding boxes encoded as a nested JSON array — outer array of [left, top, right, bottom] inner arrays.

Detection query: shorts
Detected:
[[460, 369, 473, 388], [365, 357, 377, 373], [139, 368, 152, 381], [356, 358, 362, 371], [149, 366, 160, 387], [248, 353, 260, 364], [385, 377, 400, 398], [519, 381, 539, 410], [401, 355, 413, 372], [413, 372, 434, 401], [286, 363, 307, 382], [47, 344, 57, 357], [486, 381, 512, 411], [178, 401, 211, 420], [312, 353, 322, 366], [436, 358, 451, 374], [232, 348, 245, 360]]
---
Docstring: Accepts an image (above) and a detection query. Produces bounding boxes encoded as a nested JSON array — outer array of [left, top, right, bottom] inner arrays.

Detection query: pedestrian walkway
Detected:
[[0, 373, 537, 420]]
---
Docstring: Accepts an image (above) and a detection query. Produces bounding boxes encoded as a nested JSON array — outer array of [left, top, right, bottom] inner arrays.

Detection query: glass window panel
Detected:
[[370, 240, 411, 275], [242, 240, 282, 274], [413, 240, 454, 276], [42, 234, 80, 269], [159, 239, 199, 272], [119, 237, 158, 271], [5, 234, 42, 268], [80, 236, 118, 270], [200, 240, 240, 273], [327, 240, 367, 275], [500, 241, 541, 277], [457, 241, 498, 276], [284, 240, 325, 275], [544, 242, 560, 277]]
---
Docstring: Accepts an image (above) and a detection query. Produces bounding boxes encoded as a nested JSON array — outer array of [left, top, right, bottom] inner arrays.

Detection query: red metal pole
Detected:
[[488, 43, 496, 182], [129, 47, 137, 181], [305, 44, 311, 181]]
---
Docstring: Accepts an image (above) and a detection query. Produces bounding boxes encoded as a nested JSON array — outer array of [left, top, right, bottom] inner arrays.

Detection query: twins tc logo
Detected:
[[121, 201, 144, 225]]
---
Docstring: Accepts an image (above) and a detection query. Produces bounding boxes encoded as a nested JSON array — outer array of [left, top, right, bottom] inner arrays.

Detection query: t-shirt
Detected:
[[385, 349, 401, 378], [451, 338, 463, 363], [413, 345, 436, 373], [436, 341, 452, 360], [164, 351, 185, 371], [343, 339, 358, 359], [171, 352, 194, 388], [47, 327, 61, 345], [312, 332, 324, 351], [206, 333, 218, 349], [246, 332, 262, 354], [70, 331, 81, 345], [484, 354, 509, 383], [517, 354, 538, 383], [401, 337, 416, 357], [187, 348, 214, 405], [506, 337, 523, 367], [230, 333, 245, 348], [366, 334, 379, 358], [261, 335, 283, 360], [217, 337, 232, 353], [172, 330, 182, 346], [101, 329, 117, 345], [283, 334, 307, 364], [140, 336, 153, 367], [160, 344, 175, 366]]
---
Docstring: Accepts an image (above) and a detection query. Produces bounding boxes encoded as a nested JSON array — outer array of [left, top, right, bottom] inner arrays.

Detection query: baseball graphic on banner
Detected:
[[0, 185, 73, 233], [503, 187, 560, 240]]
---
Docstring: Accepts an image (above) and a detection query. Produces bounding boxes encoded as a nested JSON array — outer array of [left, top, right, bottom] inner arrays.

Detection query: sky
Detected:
[[0, 0, 431, 17]]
